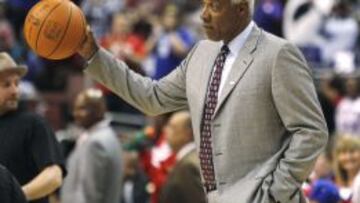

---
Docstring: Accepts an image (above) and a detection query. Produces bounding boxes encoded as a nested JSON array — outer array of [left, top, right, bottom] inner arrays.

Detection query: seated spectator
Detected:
[[308, 180, 341, 203], [81, 0, 123, 39], [146, 4, 195, 79], [311, 153, 334, 182], [283, 0, 359, 67], [335, 77, 360, 137], [160, 111, 206, 203], [283, 0, 334, 49], [100, 11, 147, 73], [333, 135, 360, 202], [4, 0, 38, 41], [169, 0, 200, 14], [98, 12, 146, 113], [0, 12, 15, 53], [321, 0, 359, 66], [317, 73, 344, 134], [304, 152, 334, 198]]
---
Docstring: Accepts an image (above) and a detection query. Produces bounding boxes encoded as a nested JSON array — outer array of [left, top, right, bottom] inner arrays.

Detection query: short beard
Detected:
[[0, 100, 19, 115]]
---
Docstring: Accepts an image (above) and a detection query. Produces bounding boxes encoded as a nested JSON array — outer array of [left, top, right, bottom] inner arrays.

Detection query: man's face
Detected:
[[165, 114, 190, 152], [345, 78, 358, 98], [163, 12, 178, 31], [0, 72, 20, 114], [201, 0, 247, 42], [313, 154, 332, 179], [73, 95, 95, 129], [112, 15, 131, 36]]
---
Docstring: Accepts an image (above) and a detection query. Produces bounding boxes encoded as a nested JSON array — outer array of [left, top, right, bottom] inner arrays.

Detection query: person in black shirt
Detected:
[[0, 164, 27, 203], [0, 52, 65, 203]]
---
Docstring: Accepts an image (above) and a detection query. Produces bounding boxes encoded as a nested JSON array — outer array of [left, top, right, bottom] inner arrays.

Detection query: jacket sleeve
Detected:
[[269, 43, 328, 202], [84, 44, 198, 116]]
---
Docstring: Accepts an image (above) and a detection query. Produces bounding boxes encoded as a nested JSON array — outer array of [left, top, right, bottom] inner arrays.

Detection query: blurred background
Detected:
[[1, 0, 360, 203]]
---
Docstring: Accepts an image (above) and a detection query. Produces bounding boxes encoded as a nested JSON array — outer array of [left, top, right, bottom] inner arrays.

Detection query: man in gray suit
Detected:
[[61, 89, 122, 203], [160, 111, 206, 203], [77, 0, 328, 202]]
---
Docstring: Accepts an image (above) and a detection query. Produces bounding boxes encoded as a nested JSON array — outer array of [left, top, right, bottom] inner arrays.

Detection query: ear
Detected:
[[235, 1, 249, 17]]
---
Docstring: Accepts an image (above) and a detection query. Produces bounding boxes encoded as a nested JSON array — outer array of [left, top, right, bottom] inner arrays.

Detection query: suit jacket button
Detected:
[[215, 152, 223, 156]]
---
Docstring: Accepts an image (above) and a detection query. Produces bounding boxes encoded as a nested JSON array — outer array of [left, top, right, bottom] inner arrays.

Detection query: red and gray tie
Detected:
[[200, 45, 230, 192]]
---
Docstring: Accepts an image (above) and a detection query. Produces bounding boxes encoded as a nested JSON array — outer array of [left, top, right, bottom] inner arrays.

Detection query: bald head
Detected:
[[73, 89, 107, 129], [165, 111, 193, 153], [173, 111, 192, 130]]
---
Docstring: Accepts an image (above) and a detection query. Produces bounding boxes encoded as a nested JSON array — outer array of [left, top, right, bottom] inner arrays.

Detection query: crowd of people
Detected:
[[0, 0, 360, 203]]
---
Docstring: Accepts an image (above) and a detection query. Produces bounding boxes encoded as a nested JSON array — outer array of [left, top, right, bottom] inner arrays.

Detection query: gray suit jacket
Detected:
[[61, 124, 122, 203], [85, 25, 328, 203]]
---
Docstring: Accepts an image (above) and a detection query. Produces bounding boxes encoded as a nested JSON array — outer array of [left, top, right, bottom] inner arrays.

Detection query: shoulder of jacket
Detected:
[[258, 31, 301, 59], [197, 39, 220, 49]]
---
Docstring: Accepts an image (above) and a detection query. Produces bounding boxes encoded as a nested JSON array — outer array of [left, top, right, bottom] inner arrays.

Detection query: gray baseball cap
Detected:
[[0, 52, 27, 77]]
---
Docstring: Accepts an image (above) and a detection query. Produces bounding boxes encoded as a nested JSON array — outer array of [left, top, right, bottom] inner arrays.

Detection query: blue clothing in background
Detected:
[[254, 0, 284, 37], [309, 180, 340, 203], [152, 27, 195, 80], [6, 0, 38, 10]]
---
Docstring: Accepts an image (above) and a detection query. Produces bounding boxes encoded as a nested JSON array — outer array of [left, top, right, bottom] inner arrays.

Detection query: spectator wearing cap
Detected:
[[0, 52, 65, 203]]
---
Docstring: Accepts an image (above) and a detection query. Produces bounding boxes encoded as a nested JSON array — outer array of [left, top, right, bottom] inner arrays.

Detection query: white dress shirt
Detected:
[[176, 142, 196, 161], [218, 21, 255, 95], [76, 118, 112, 147]]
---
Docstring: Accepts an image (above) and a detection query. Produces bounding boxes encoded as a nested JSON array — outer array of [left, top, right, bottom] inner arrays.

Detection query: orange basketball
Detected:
[[24, 0, 87, 60]]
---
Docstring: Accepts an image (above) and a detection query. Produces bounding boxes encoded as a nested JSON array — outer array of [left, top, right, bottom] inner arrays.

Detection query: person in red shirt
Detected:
[[124, 114, 176, 203], [100, 12, 147, 71]]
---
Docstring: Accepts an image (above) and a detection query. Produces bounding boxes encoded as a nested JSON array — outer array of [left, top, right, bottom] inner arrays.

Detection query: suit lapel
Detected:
[[213, 26, 262, 117]]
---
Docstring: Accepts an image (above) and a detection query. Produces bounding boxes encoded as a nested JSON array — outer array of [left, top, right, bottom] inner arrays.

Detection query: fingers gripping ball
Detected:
[[24, 0, 87, 60]]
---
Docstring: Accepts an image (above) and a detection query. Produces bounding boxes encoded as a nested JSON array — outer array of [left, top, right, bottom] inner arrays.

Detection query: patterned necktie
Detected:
[[200, 45, 230, 192]]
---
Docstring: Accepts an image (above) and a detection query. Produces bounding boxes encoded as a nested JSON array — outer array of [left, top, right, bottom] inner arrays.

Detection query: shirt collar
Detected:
[[176, 142, 196, 161], [86, 117, 111, 134], [223, 21, 255, 56]]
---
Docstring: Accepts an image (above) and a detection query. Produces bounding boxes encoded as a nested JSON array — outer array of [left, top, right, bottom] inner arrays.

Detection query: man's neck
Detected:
[[176, 142, 196, 161], [83, 117, 106, 131], [224, 19, 251, 45]]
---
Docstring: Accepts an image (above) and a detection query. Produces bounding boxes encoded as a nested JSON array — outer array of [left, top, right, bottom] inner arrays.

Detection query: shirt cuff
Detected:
[[87, 49, 98, 64]]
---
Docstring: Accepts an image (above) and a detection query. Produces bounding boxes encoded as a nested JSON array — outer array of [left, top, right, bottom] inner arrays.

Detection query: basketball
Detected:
[[23, 0, 87, 60]]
